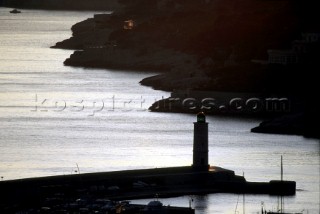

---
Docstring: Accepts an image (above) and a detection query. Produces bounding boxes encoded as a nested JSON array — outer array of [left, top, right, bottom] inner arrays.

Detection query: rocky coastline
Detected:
[[50, 0, 319, 138]]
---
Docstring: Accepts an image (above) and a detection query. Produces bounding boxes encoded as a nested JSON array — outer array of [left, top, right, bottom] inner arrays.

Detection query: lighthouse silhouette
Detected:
[[193, 112, 209, 171]]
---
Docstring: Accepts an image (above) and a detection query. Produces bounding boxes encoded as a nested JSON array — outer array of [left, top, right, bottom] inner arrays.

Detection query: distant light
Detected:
[[124, 20, 134, 30]]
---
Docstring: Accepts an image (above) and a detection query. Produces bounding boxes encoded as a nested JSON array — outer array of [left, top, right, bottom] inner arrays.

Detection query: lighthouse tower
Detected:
[[193, 112, 209, 171]]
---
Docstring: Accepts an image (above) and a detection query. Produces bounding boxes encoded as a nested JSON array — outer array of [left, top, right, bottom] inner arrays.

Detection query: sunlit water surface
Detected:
[[0, 8, 319, 214]]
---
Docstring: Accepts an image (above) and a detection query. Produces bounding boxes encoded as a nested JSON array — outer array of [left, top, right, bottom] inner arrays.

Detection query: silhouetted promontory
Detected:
[[51, 0, 320, 138]]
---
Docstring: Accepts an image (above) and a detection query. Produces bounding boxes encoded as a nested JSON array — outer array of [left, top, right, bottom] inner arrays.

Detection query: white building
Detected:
[[267, 49, 299, 65], [302, 33, 320, 43]]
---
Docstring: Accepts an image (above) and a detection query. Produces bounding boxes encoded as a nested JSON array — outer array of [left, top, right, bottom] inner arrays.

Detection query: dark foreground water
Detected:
[[0, 8, 319, 213]]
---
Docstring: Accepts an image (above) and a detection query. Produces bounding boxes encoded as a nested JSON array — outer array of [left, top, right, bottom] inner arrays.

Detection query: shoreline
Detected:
[[47, 2, 319, 139]]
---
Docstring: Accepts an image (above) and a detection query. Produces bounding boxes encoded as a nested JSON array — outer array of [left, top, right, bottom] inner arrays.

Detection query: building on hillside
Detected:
[[124, 20, 135, 30], [302, 32, 320, 43], [267, 49, 299, 65], [253, 32, 320, 66]]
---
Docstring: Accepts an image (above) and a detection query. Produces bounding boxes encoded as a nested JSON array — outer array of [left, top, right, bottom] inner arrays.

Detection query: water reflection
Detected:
[[192, 195, 209, 214]]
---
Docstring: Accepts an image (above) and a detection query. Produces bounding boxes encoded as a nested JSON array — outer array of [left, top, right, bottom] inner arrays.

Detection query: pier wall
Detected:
[[0, 166, 296, 211]]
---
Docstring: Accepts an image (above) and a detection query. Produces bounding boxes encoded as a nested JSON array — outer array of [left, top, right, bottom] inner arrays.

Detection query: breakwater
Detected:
[[0, 166, 296, 212]]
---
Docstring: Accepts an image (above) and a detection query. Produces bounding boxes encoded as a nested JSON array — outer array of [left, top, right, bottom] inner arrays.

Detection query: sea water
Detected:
[[0, 8, 319, 213]]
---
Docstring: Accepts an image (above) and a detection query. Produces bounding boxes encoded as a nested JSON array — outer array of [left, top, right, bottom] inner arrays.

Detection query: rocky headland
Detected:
[[0, 166, 296, 213], [51, 0, 319, 138]]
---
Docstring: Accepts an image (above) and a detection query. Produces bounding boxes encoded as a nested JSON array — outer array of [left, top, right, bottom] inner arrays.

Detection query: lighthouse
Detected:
[[193, 112, 209, 171]]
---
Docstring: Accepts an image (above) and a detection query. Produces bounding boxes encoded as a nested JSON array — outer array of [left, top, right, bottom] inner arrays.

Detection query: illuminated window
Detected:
[[124, 20, 134, 30]]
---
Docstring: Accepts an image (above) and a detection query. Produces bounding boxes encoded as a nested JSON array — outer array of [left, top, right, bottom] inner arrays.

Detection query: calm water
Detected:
[[0, 8, 319, 214]]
